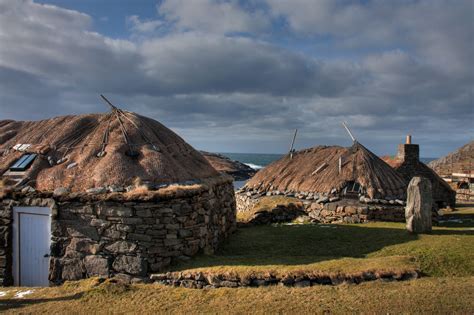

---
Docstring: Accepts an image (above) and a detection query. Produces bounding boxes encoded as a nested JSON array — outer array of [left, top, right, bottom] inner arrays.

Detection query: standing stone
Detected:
[[405, 177, 432, 233]]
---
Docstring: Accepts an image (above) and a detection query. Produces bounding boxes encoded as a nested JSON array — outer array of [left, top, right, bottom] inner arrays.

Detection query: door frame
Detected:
[[12, 206, 52, 286]]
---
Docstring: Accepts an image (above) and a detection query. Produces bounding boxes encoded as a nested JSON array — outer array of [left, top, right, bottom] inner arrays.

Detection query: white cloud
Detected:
[[157, 0, 269, 34], [126, 15, 162, 33]]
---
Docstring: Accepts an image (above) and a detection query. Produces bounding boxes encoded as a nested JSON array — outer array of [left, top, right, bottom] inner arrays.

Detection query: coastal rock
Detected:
[[200, 151, 256, 181]]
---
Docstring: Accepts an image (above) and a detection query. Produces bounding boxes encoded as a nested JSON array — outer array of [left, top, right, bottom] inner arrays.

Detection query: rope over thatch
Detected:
[[0, 110, 219, 192], [245, 142, 407, 199]]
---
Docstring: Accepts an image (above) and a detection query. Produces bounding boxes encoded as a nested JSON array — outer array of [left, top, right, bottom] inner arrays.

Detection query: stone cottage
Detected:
[[383, 135, 456, 208], [238, 141, 409, 223], [0, 104, 236, 286]]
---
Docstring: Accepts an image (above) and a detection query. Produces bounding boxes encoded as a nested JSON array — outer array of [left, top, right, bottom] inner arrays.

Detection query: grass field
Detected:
[[0, 205, 473, 313]]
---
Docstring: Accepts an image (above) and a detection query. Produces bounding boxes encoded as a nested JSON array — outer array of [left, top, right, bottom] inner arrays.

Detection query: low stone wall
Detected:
[[235, 191, 407, 224], [150, 269, 420, 289], [0, 176, 236, 286], [455, 189, 473, 202], [305, 200, 406, 224], [246, 203, 306, 225], [235, 193, 259, 213]]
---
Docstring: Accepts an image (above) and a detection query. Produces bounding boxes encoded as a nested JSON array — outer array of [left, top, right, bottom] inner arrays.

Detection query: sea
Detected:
[[218, 152, 437, 190]]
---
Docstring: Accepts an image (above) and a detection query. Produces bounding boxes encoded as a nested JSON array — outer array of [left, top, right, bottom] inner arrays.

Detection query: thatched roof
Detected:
[[382, 155, 456, 207], [0, 110, 219, 192], [245, 142, 407, 199], [428, 140, 474, 176]]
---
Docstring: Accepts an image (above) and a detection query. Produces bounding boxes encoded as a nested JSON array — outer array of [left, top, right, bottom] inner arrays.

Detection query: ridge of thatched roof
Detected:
[[245, 142, 407, 199], [0, 110, 219, 192]]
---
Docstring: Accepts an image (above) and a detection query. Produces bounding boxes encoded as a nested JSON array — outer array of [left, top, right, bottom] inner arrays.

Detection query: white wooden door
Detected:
[[13, 207, 51, 287]]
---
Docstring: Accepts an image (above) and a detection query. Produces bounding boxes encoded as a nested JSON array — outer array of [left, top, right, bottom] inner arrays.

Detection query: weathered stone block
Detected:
[[67, 238, 101, 255], [105, 241, 137, 254], [84, 255, 109, 277], [67, 225, 99, 241], [178, 229, 193, 238], [97, 204, 133, 217], [112, 255, 147, 276], [127, 233, 152, 242], [136, 209, 152, 217], [61, 258, 84, 280]]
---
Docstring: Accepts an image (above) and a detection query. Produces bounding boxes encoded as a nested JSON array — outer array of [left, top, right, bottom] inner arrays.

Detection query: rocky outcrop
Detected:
[[405, 177, 433, 233], [201, 151, 256, 181], [428, 140, 474, 175]]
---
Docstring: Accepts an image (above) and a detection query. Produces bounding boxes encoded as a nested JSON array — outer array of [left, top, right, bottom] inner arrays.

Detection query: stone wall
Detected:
[[305, 199, 406, 224], [235, 193, 259, 213], [0, 178, 236, 286], [235, 191, 410, 224], [455, 188, 473, 202]]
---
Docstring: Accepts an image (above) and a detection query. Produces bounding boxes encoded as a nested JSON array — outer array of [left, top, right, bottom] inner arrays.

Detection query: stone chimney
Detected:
[[397, 134, 419, 163]]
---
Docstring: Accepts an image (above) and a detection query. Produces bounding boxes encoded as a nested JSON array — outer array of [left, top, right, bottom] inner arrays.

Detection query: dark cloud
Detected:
[[0, 0, 472, 157]]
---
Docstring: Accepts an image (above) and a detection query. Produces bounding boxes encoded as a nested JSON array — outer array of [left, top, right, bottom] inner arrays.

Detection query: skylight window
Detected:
[[9, 153, 37, 172]]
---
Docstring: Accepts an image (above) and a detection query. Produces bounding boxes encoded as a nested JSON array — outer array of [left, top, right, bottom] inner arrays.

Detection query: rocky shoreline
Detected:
[[201, 151, 256, 181]]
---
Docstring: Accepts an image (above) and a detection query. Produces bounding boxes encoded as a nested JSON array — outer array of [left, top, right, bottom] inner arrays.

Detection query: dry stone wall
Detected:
[[0, 178, 236, 286], [236, 191, 412, 224]]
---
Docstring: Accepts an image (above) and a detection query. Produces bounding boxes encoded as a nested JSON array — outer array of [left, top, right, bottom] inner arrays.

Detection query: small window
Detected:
[[10, 153, 37, 172], [343, 181, 362, 194]]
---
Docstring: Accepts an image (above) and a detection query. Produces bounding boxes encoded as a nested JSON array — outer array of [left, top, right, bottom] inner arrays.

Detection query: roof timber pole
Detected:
[[342, 121, 356, 143], [289, 129, 298, 159], [99, 94, 137, 157], [100, 94, 118, 111]]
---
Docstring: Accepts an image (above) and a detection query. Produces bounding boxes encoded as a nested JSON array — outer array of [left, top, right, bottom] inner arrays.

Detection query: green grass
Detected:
[[1, 207, 473, 313], [1, 277, 473, 314], [169, 221, 473, 277]]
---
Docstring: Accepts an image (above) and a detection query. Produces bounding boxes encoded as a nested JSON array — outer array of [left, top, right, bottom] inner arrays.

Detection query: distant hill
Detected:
[[201, 151, 256, 181], [428, 140, 474, 175]]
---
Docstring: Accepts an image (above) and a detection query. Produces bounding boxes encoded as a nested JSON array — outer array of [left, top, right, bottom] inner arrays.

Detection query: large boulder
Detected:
[[405, 177, 432, 233]]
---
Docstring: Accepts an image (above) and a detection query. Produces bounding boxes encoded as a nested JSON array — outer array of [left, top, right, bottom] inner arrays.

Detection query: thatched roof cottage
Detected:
[[382, 136, 456, 208], [238, 141, 409, 224], [0, 104, 236, 286], [245, 142, 407, 200]]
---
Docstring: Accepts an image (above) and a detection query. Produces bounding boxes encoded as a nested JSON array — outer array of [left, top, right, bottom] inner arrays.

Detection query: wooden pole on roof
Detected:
[[342, 121, 356, 142], [100, 94, 118, 111], [289, 129, 298, 159], [99, 94, 137, 157]]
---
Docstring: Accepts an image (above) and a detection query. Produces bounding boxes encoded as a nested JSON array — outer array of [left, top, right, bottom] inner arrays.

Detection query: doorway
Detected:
[[12, 207, 51, 287]]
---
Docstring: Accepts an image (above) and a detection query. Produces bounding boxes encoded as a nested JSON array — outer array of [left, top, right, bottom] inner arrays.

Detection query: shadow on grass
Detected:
[[439, 206, 474, 228], [169, 221, 474, 271], [0, 293, 83, 311], [171, 224, 417, 269]]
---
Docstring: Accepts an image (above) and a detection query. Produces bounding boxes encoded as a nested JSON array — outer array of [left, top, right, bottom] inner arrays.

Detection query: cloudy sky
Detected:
[[0, 0, 472, 157]]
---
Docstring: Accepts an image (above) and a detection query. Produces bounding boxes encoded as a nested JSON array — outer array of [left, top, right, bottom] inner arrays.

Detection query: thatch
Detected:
[[245, 142, 407, 199], [0, 110, 219, 192], [428, 140, 474, 176], [381, 155, 456, 207]]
